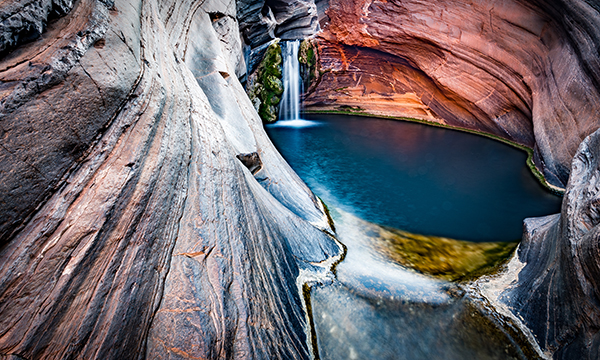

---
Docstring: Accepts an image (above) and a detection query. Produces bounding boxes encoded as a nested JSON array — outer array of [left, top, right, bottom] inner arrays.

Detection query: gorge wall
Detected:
[[301, 2, 600, 356], [0, 0, 341, 358], [303, 0, 600, 188], [1, 0, 600, 359], [480, 127, 600, 359]]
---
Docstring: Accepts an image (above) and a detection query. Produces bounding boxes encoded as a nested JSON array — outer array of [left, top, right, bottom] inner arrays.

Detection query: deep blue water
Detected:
[[266, 114, 562, 242]]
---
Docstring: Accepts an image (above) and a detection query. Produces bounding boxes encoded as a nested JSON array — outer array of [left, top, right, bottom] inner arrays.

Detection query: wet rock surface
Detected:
[[479, 128, 600, 359], [1, 0, 600, 358], [309, 210, 540, 360], [304, 0, 600, 188], [0, 0, 341, 358]]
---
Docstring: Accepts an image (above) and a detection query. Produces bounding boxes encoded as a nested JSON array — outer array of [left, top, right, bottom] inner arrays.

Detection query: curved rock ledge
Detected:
[[303, 0, 600, 188], [1, 0, 600, 358], [0, 0, 341, 358], [478, 127, 600, 359]]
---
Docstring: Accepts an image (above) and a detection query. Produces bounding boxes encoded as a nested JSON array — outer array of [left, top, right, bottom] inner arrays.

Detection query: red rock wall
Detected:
[[305, 0, 600, 188]]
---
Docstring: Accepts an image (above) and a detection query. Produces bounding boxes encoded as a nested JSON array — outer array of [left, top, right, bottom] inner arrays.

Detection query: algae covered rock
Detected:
[[299, 38, 319, 94], [246, 40, 284, 123]]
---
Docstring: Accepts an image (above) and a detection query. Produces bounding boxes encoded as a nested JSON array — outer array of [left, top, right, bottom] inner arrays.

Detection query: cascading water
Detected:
[[279, 40, 302, 121]]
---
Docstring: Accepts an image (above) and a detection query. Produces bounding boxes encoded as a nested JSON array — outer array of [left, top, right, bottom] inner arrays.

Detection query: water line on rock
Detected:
[[279, 40, 302, 121]]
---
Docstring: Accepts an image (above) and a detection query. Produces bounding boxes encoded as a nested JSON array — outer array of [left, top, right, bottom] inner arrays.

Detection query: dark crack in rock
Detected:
[[237, 152, 263, 174]]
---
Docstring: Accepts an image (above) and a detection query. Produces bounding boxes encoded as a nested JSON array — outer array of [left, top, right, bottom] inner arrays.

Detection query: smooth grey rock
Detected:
[[0, 0, 341, 359], [212, 14, 247, 78], [480, 128, 600, 359], [237, 0, 319, 49]]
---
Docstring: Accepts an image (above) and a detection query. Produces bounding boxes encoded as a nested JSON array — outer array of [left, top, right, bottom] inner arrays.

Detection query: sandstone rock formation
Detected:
[[2, 0, 600, 358], [303, 0, 600, 188], [479, 127, 600, 359], [0, 0, 341, 358]]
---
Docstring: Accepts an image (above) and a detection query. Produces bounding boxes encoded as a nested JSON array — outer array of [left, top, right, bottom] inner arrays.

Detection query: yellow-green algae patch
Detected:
[[358, 218, 518, 282]]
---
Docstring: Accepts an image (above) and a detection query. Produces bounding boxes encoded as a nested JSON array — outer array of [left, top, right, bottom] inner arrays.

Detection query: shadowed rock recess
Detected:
[[0, 0, 341, 358], [304, 0, 600, 189], [1, 0, 600, 359]]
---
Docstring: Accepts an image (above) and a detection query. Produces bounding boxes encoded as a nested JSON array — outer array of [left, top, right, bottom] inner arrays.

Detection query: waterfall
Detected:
[[279, 40, 301, 121]]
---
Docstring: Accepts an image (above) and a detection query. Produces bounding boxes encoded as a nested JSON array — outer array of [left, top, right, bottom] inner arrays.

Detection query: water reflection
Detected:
[[266, 114, 562, 241], [264, 115, 552, 358], [268, 119, 322, 128]]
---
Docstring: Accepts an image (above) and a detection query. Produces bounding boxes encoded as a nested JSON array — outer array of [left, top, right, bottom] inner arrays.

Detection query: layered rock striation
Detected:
[[2, 0, 600, 358], [480, 127, 600, 359], [303, 0, 600, 188], [0, 0, 341, 358]]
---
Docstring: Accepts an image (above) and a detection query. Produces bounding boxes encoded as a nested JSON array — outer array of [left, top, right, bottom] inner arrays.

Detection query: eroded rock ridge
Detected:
[[479, 128, 600, 359], [0, 0, 341, 358]]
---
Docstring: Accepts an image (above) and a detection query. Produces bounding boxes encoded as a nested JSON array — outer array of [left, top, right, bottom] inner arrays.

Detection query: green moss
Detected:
[[258, 42, 284, 123], [299, 39, 315, 67], [299, 39, 320, 92], [264, 74, 283, 95], [246, 41, 284, 123], [373, 224, 518, 282], [303, 109, 565, 194], [318, 197, 336, 233], [302, 283, 321, 360]]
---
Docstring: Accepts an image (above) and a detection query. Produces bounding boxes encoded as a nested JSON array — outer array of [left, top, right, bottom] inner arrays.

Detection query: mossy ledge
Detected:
[[374, 224, 518, 282], [303, 109, 565, 195], [247, 41, 284, 123], [299, 39, 319, 93]]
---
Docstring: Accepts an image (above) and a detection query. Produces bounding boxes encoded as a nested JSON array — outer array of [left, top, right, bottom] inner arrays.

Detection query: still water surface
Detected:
[[266, 114, 562, 242], [266, 114, 559, 359]]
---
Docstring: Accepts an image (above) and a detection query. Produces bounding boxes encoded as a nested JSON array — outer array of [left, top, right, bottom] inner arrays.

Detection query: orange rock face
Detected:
[[304, 41, 533, 143], [305, 0, 600, 188]]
